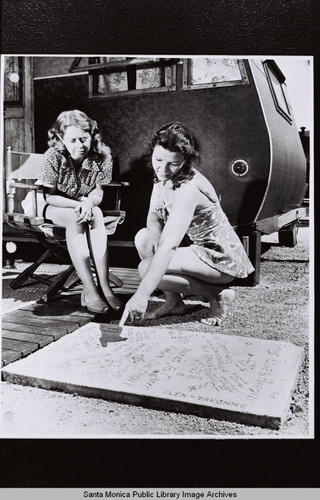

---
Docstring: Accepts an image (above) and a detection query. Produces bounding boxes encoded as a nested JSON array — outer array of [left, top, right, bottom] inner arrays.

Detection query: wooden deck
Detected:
[[1, 267, 140, 368]]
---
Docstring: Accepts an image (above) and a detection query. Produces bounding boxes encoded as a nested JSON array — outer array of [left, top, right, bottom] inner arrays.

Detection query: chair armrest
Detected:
[[6, 178, 41, 215], [6, 179, 41, 192], [11, 182, 40, 190], [5, 213, 45, 228]]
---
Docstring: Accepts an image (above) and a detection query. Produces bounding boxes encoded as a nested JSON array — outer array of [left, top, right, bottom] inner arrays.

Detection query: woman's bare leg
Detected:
[[134, 227, 158, 259], [86, 207, 117, 302], [45, 205, 103, 303], [166, 247, 235, 325], [137, 244, 235, 323]]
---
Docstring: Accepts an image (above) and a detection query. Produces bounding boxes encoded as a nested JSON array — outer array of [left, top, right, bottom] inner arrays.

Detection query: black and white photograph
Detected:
[[1, 54, 313, 440]]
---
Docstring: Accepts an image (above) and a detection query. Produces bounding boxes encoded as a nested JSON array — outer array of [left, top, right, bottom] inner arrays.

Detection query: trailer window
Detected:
[[84, 57, 177, 98], [69, 57, 250, 98], [183, 58, 249, 90], [263, 60, 292, 123]]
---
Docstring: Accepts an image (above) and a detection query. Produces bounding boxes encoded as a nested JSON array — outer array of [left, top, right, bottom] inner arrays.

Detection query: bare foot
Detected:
[[145, 292, 187, 320], [200, 288, 235, 326]]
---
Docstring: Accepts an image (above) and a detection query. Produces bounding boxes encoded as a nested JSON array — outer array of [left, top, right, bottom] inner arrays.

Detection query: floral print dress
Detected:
[[37, 147, 113, 199], [154, 170, 255, 279]]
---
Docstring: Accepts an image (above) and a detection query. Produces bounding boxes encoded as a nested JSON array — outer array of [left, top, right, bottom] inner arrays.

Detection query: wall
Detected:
[[34, 60, 270, 240], [33, 57, 75, 78], [3, 57, 34, 213]]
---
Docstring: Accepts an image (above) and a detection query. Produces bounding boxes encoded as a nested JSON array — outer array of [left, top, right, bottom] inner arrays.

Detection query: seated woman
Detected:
[[120, 122, 254, 326], [37, 109, 121, 314]]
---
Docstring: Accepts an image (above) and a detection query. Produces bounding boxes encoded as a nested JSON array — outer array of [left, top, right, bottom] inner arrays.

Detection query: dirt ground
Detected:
[[1, 225, 311, 438]]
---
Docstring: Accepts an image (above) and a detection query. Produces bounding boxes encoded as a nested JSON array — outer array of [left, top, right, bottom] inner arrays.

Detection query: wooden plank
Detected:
[[24, 57, 35, 152], [2, 315, 79, 335], [3, 313, 67, 326], [116, 286, 139, 291], [3, 310, 88, 328], [115, 281, 139, 287], [1, 321, 69, 340], [116, 276, 139, 281], [111, 267, 139, 275], [2, 338, 39, 357], [25, 310, 92, 325], [116, 286, 137, 290], [2, 321, 55, 336], [2, 330, 53, 348], [113, 274, 140, 281], [2, 349, 22, 366], [114, 287, 137, 293], [4, 107, 24, 119], [23, 301, 93, 320]]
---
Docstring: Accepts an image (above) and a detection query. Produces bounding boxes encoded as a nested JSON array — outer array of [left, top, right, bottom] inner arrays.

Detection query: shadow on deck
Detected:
[[1, 267, 140, 368]]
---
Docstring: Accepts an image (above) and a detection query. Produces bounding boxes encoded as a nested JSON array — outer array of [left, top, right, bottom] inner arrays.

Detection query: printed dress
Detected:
[[154, 170, 255, 279], [37, 147, 113, 199]]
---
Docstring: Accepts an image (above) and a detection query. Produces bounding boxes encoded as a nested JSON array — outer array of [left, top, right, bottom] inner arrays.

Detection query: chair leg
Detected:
[[64, 274, 82, 291], [109, 270, 123, 288], [10, 248, 53, 290], [40, 264, 76, 303]]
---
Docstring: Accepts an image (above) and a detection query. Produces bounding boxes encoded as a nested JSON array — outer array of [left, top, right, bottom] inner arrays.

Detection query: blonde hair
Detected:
[[48, 109, 111, 159]]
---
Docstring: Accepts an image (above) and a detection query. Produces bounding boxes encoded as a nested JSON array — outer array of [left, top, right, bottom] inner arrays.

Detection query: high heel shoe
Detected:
[[81, 293, 109, 314], [105, 294, 122, 312]]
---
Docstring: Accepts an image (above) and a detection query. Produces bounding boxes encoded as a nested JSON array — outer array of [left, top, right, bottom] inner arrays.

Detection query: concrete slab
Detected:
[[1, 323, 303, 429]]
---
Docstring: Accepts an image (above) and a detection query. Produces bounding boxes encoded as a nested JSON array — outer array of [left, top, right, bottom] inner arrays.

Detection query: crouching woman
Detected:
[[120, 122, 254, 326]]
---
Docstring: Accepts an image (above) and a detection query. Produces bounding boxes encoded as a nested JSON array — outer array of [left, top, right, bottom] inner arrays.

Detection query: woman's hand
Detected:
[[74, 198, 94, 224], [119, 292, 149, 326]]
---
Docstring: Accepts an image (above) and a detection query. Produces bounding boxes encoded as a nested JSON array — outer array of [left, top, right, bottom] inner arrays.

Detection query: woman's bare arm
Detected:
[[145, 185, 165, 250], [120, 183, 199, 323], [138, 183, 199, 296]]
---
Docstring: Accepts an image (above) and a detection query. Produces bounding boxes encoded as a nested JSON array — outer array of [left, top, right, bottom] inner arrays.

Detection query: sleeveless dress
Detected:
[[154, 170, 255, 279]]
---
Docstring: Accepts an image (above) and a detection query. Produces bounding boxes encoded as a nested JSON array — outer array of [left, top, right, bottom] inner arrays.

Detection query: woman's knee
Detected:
[[134, 228, 153, 257], [46, 206, 78, 227], [91, 206, 104, 227]]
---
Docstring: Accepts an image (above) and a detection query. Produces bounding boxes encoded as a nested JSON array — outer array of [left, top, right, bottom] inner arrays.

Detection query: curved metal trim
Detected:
[[248, 60, 273, 223]]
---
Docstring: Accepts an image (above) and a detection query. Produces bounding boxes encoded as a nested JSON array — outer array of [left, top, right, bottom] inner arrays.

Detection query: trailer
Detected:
[[3, 57, 309, 284]]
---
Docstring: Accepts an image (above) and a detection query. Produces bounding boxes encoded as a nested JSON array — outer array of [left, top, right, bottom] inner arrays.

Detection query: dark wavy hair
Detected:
[[146, 122, 200, 189], [47, 109, 111, 161]]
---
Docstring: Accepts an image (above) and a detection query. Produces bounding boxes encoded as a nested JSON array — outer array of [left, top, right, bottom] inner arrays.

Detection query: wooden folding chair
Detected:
[[4, 146, 129, 302]]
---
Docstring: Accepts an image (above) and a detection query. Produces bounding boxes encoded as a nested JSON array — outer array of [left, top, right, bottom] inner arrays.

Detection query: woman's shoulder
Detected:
[[43, 147, 65, 163], [192, 169, 217, 190], [186, 169, 220, 202], [192, 168, 211, 185], [174, 179, 200, 200]]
